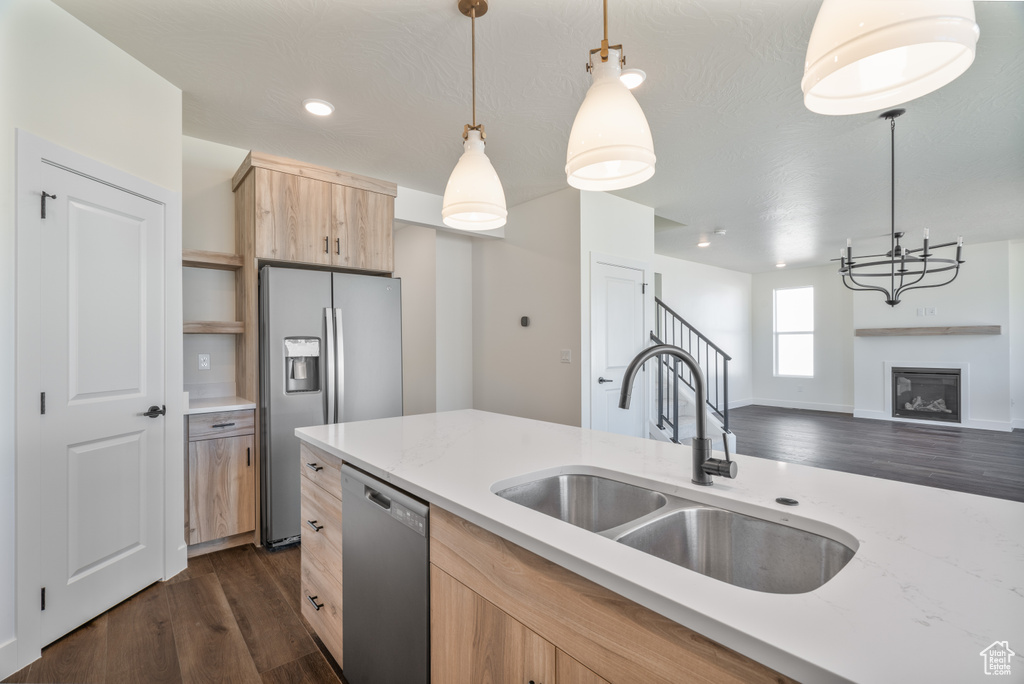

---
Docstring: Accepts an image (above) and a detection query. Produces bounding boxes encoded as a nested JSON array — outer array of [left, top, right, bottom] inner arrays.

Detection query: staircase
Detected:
[[651, 297, 732, 447]]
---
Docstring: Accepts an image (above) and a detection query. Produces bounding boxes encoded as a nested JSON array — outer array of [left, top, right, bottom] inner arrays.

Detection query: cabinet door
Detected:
[[188, 435, 255, 544], [332, 185, 394, 272], [431, 565, 555, 684], [254, 168, 332, 264], [557, 650, 611, 684]]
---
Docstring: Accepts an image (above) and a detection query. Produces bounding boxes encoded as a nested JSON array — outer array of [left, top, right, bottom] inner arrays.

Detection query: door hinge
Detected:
[[41, 191, 56, 219], [40, 392, 45, 415], [40, 587, 46, 611], [642, 282, 647, 294]]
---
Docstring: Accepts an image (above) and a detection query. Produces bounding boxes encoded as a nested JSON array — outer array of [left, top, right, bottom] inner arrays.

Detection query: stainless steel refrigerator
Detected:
[[259, 265, 403, 548]]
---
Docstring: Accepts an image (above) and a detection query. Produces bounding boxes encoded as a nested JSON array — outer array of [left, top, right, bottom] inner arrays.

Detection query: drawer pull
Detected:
[[307, 594, 324, 611], [211, 422, 236, 428], [305, 462, 324, 472], [306, 519, 324, 532]]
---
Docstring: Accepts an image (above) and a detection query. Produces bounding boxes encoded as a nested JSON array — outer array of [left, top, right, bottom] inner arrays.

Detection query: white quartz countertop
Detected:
[[296, 410, 1024, 683], [186, 396, 256, 415]]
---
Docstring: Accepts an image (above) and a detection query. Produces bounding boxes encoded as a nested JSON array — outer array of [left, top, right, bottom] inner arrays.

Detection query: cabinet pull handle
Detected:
[[306, 595, 324, 611], [307, 519, 324, 532], [305, 462, 324, 472], [324, 236, 329, 253], [211, 422, 235, 428], [247, 447, 251, 467], [335, 237, 340, 255]]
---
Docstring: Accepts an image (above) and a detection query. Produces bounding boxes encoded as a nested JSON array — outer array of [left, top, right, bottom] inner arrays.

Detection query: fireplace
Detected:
[[892, 367, 961, 424]]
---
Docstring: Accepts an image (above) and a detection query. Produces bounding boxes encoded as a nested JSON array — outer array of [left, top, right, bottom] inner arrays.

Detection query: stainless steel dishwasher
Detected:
[[341, 464, 429, 684]]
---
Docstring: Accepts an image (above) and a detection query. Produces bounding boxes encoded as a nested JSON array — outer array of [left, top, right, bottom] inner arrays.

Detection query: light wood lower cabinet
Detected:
[[430, 505, 797, 684], [187, 434, 255, 544], [299, 443, 344, 667], [431, 564, 556, 684]]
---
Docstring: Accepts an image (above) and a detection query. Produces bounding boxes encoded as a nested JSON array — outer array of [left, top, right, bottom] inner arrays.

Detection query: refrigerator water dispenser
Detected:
[[284, 337, 320, 393]]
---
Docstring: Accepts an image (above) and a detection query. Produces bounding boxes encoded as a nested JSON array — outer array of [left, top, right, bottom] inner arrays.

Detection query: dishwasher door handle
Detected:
[[366, 487, 392, 510]]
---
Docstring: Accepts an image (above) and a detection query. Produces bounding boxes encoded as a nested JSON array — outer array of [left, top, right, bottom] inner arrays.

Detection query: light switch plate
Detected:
[[198, 353, 211, 371], [560, 349, 571, 364]]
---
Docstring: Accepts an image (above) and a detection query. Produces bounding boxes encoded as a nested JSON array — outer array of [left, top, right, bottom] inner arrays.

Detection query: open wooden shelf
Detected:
[[183, 321, 245, 334], [855, 325, 1001, 337], [182, 249, 243, 271]]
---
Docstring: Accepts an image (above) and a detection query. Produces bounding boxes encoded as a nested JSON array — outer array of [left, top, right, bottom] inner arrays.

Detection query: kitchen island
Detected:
[[296, 409, 1024, 683]]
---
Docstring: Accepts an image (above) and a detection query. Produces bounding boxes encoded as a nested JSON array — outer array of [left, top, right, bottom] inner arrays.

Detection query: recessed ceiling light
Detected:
[[697, 240, 711, 248], [620, 68, 647, 90], [714, 228, 727, 236], [303, 99, 335, 116], [776, 262, 786, 268]]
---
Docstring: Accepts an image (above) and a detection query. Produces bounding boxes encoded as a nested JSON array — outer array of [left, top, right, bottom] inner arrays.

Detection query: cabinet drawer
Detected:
[[299, 443, 342, 492], [188, 410, 254, 441], [301, 548, 344, 668], [301, 475, 342, 569]]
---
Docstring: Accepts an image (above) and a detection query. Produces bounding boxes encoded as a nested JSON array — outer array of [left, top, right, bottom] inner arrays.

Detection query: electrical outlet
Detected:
[[560, 349, 571, 364], [796, 384, 803, 393], [198, 353, 211, 371], [926, 306, 937, 316], [916, 307, 924, 317]]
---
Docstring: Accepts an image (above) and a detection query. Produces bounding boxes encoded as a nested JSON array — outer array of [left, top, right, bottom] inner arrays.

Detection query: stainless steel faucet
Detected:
[[619, 344, 737, 486]]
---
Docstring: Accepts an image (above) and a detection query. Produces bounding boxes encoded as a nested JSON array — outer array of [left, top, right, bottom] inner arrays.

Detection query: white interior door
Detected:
[[591, 260, 646, 437], [37, 162, 165, 645]]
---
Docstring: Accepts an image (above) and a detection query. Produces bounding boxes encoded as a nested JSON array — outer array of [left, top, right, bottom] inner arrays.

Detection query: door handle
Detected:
[[597, 377, 613, 384], [142, 405, 166, 418]]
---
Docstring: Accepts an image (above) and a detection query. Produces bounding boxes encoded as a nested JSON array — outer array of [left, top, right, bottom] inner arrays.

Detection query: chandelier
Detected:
[[837, 109, 964, 307]]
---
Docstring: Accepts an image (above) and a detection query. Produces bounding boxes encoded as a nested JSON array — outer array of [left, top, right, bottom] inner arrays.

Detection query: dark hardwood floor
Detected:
[[729, 405, 1024, 502], [3, 545, 346, 684]]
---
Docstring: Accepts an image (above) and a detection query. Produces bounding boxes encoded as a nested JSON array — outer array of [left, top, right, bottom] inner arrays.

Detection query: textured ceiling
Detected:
[[53, 0, 1024, 273]]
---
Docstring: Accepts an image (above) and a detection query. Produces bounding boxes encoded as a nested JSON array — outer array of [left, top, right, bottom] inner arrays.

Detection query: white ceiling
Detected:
[[53, 0, 1024, 273]]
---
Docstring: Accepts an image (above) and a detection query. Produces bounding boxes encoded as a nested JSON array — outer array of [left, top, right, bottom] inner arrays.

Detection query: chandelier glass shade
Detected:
[[802, 0, 979, 116], [442, 0, 507, 231], [837, 109, 964, 307], [565, 1, 655, 191]]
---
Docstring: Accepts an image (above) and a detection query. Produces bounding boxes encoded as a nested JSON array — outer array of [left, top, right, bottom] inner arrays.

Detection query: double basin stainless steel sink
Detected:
[[495, 473, 855, 594]]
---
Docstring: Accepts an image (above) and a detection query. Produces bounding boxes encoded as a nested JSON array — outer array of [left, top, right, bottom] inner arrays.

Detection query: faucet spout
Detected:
[[619, 344, 736, 486]]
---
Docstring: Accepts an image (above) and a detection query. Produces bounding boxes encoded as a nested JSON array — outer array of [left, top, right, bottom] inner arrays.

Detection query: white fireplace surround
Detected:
[[882, 361, 970, 428]]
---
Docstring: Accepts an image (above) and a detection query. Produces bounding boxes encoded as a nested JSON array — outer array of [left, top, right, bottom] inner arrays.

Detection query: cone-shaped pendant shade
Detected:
[[442, 129, 507, 231], [802, 0, 978, 115], [566, 48, 655, 191]]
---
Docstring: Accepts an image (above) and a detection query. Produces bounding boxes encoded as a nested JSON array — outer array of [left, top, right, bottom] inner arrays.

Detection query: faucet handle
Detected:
[[701, 431, 738, 480]]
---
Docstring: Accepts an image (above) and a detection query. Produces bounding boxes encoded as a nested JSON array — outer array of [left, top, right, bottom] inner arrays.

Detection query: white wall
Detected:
[[852, 240, 1013, 430], [0, 0, 182, 674], [473, 188, 582, 426], [436, 231, 474, 411], [653, 256, 754, 408], [393, 224, 438, 415], [1012, 241, 1024, 429], [751, 264, 855, 412], [579, 192, 655, 428]]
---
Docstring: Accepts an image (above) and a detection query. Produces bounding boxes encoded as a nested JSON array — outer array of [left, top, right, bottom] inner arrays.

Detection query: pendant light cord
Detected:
[[890, 114, 896, 298], [471, 4, 477, 128]]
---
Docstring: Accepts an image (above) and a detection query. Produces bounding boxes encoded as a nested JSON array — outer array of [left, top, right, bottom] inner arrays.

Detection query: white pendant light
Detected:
[[802, 0, 979, 116], [565, 1, 655, 191], [442, 0, 507, 231]]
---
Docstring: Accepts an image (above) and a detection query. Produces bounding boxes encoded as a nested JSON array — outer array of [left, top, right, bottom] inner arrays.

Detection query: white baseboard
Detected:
[[728, 398, 754, 410], [1012, 418, 1024, 430], [750, 398, 854, 414], [0, 636, 20, 681], [853, 409, 1013, 433]]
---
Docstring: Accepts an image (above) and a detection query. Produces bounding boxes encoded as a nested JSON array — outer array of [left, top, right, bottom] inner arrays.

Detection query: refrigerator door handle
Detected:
[[335, 308, 345, 422], [324, 307, 336, 424]]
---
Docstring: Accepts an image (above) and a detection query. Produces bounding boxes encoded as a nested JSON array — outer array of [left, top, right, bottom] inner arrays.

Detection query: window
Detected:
[[774, 286, 814, 377]]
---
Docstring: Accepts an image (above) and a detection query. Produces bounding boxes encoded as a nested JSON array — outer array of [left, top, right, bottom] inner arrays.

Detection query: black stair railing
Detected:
[[652, 297, 731, 443]]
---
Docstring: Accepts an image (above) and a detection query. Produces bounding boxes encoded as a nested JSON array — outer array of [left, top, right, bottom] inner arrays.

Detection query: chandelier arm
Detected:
[[894, 266, 962, 300], [471, 4, 476, 128], [842, 272, 894, 297]]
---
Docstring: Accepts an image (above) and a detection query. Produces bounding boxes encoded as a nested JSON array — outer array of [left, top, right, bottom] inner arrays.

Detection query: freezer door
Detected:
[[331, 272, 403, 421], [260, 266, 333, 546]]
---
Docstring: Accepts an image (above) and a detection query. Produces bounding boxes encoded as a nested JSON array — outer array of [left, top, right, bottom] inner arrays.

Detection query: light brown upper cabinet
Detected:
[[233, 151, 397, 273], [333, 185, 394, 272], [254, 169, 333, 265]]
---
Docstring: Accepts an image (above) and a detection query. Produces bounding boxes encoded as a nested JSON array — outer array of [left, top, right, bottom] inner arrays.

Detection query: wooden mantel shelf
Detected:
[[182, 249, 243, 271], [855, 325, 1001, 337]]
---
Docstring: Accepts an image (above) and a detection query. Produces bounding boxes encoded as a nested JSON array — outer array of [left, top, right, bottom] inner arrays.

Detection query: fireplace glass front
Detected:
[[892, 367, 961, 424]]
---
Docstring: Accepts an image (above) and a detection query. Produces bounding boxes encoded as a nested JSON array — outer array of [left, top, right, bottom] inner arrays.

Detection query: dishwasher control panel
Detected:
[[390, 501, 427, 537]]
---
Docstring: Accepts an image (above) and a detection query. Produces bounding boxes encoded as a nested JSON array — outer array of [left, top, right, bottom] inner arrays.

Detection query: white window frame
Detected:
[[773, 286, 814, 378]]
